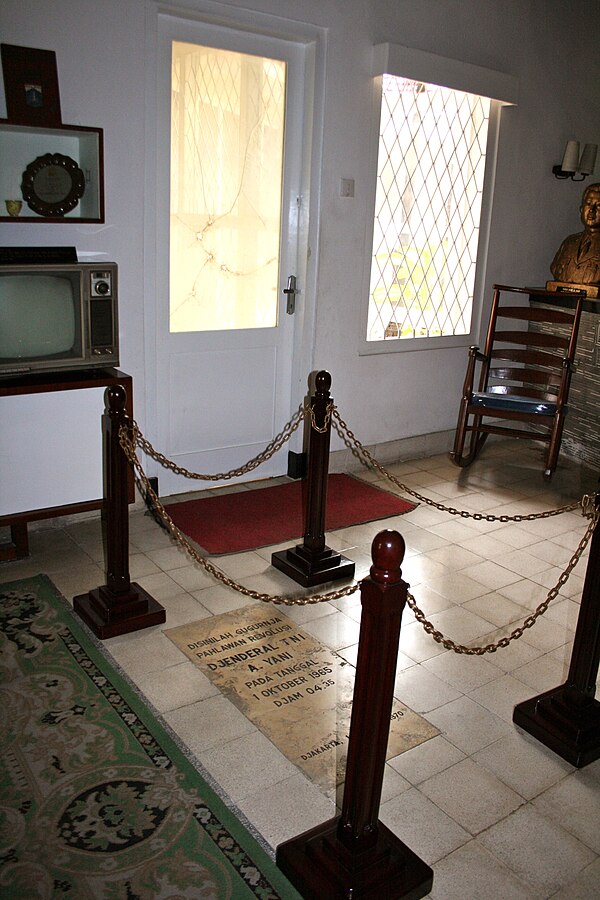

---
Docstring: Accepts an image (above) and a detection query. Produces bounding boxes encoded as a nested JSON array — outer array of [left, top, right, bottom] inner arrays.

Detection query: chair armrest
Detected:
[[469, 345, 487, 363], [461, 345, 486, 397]]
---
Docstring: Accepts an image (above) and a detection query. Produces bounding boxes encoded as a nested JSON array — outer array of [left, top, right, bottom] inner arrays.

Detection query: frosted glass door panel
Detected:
[[170, 43, 285, 333]]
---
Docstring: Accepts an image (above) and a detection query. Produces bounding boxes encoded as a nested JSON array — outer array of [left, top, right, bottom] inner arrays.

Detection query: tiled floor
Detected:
[[2, 439, 600, 898]]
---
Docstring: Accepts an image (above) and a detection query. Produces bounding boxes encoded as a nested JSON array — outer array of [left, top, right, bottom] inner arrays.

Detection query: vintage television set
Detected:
[[0, 261, 118, 378]]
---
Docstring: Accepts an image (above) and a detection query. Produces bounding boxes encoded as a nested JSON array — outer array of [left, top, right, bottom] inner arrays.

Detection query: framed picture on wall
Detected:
[[1, 43, 62, 126]]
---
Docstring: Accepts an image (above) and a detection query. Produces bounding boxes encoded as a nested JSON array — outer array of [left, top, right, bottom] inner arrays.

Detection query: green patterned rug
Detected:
[[0, 575, 301, 899]]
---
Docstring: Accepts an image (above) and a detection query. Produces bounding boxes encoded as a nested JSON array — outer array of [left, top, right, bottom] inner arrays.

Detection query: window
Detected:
[[363, 44, 517, 350], [368, 78, 490, 342]]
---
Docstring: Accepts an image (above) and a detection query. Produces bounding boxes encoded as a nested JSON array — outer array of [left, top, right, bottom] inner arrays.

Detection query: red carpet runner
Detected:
[[164, 474, 416, 555]]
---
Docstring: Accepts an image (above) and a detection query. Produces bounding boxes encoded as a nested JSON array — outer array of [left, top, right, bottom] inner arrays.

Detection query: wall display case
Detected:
[[0, 119, 104, 222]]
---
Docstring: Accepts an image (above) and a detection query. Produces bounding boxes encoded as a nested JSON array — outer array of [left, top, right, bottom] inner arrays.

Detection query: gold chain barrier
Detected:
[[406, 515, 597, 655], [119, 403, 599, 649], [132, 402, 332, 483], [133, 402, 306, 482], [120, 421, 357, 608], [330, 406, 582, 522]]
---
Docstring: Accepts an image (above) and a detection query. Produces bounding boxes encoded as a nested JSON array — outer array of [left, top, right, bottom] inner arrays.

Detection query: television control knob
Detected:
[[95, 280, 110, 295]]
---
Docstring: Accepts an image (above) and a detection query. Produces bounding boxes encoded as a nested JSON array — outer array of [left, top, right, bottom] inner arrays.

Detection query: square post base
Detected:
[[74, 583, 166, 639], [277, 815, 432, 900], [271, 545, 355, 587], [513, 684, 600, 768]]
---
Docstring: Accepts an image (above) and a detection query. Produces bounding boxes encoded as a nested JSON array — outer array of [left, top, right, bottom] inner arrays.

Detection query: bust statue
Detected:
[[550, 182, 600, 284]]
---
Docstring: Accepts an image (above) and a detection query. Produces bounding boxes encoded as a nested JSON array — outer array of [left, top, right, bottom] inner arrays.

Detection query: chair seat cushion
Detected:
[[471, 392, 557, 416]]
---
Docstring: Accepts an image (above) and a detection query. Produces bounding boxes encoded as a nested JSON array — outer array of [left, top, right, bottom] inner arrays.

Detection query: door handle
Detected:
[[283, 275, 297, 315]]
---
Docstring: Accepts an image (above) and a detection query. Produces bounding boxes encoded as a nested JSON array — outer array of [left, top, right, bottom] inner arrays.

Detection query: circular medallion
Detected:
[[34, 766, 195, 875], [21, 153, 85, 217]]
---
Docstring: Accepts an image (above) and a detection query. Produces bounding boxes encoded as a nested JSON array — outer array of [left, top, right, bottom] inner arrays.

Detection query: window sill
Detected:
[[358, 333, 475, 355]]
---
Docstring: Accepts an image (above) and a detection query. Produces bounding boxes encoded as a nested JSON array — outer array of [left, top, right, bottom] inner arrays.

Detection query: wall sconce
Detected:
[[553, 141, 598, 181]]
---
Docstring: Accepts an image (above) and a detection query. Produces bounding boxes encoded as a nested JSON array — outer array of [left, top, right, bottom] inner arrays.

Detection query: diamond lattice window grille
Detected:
[[367, 76, 490, 342]]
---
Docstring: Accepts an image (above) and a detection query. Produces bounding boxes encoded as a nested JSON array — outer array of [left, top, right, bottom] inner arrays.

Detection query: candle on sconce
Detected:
[[578, 143, 598, 176], [561, 140, 580, 173]]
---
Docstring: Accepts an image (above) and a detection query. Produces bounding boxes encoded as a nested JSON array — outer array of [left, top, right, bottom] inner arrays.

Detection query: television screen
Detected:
[[0, 273, 81, 360]]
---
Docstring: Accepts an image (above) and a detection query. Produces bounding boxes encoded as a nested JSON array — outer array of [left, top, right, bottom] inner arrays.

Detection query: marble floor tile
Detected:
[[419, 757, 524, 835], [388, 734, 466, 785], [428, 840, 534, 900], [550, 857, 600, 900], [162, 694, 256, 755], [461, 559, 524, 590], [146, 544, 192, 571], [473, 731, 573, 800], [236, 772, 336, 850], [299, 609, 361, 651], [393, 664, 463, 713], [380, 786, 470, 865], [422, 649, 503, 694], [476, 636, 542, 673], [511, 652, 569, 693], [478, 805, 596, 896], [468, 673, 537, 723], [399, 620, 448, 663], [104, 626, 189, 677], [426, 695, 513, 754], [6, 440, 598, 898], [500, 547, 564, 578], [198, 730, 299, 802], [419, 570, 492, 603], [462, 591, 532, 628], [532, 771, 600, 853], [425, 544, 485, 571], [141, 660, 219, 712], [425, 605, 497, 644]]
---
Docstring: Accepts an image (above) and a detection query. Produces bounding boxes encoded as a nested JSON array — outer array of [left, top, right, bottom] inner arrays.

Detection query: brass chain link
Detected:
[[130, 400, 334, 481], [330, 407, 583, 522], [309, 401, 334, 433], [130, 402, 307, 482], [117, 403, 598, 648], [405, 512, 597, 654], [119, 423, 357, 608]]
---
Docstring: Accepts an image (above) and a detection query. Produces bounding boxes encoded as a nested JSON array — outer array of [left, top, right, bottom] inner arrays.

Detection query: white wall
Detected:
[[1, 0, 599, 511]]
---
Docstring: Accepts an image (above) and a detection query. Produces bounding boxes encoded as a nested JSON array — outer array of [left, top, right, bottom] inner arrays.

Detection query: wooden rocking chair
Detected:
[[450, 284, 584, 479]]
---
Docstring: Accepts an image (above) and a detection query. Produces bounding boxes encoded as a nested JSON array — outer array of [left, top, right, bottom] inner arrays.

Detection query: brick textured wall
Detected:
[[530, 302, 600, 469]]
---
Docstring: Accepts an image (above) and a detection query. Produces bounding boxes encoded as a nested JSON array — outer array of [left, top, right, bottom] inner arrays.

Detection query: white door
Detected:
[[152, 18, 310, 497]]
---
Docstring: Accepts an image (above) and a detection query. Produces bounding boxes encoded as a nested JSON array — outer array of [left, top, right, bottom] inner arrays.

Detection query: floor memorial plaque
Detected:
[[166, 605, 438, 793]]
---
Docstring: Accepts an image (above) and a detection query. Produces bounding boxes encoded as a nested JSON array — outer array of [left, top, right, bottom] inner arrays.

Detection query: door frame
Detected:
[[143, 1, 326, 485]]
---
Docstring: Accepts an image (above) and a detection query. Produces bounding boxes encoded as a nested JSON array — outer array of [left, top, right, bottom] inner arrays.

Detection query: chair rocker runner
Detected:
[[450, 284, 584, 479]]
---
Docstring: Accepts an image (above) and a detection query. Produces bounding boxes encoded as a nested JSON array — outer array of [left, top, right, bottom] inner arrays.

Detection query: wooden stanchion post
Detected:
[[271, 370, 355, 586], [74, 385, 165, 639], [513, 487, 600, 766], [277, 530, 433, 899]]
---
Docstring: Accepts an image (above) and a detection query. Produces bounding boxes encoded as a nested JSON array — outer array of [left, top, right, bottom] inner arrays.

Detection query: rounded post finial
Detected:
[[105, 384, 127, 415], [369, 530, 405, 583], [315, 370, 332, 397]]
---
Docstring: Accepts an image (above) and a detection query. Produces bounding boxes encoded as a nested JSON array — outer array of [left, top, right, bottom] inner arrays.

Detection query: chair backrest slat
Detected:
[[486, 384, 560, 402], [493, 330, 570, 351], [497, 305, 578, 326], [488, 346, 567, 368], [489, 366, 563, 389]]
